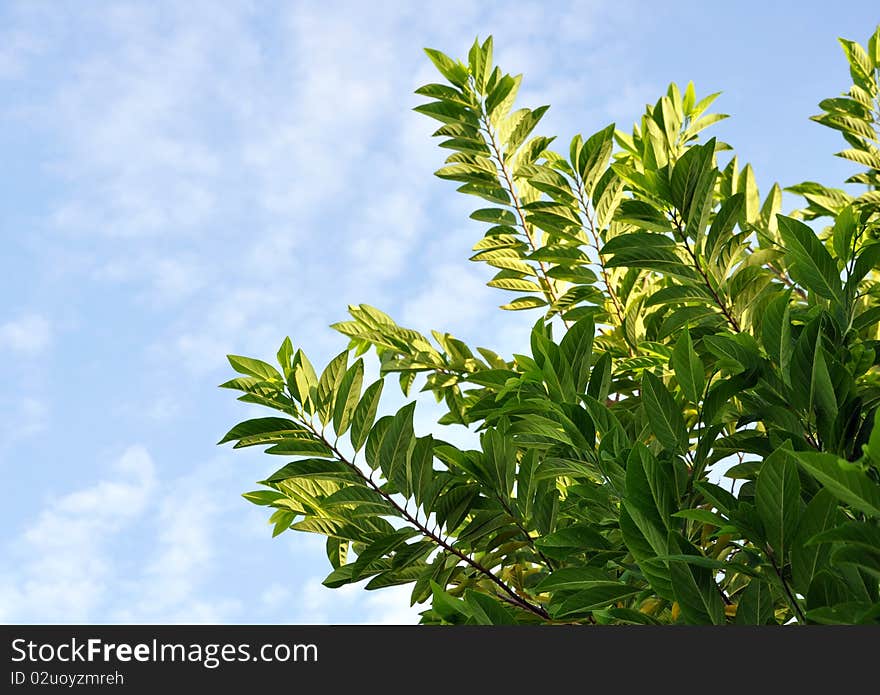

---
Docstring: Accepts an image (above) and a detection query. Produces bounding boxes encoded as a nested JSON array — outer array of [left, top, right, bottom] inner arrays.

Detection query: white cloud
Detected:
[[0, 446, 244, 624], [260, 582, 291, 609], [113, 483, 241, 624], [293, 577, 423, 625], [44, 3, 255, 240], [0, 0, 642, 626], [94, 254, 208, 306], [0, 396, 48, 448], [0, 445, 156, 622], [145, 395, 182, 421], [0, 28, 44, 80], [401, 262, 496, 335], [0, 314, 51, 354]]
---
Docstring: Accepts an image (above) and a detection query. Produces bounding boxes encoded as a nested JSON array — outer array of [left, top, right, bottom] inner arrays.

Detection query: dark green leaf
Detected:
[[333, 359, 365, 436], [218, 417, 307, 446], [791, 489, 838, 595], [552, 584, 641, 618], [736, 579, 775, 624], [264, 458, 359, 483], [790, 451, 880, 517], [671, 329, 704, 403], [667, 532, 725, 625], [756, 446, 801, 560], [464, 590, 517, 625], [776, 215, 842, 301], [227, 355, 282, 382], [641, 372, 688, 451], [350, 380, 384, 452]]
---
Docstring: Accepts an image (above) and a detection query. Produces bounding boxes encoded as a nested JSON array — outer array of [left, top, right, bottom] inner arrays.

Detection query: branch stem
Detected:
[[306, 420, 551, 620]]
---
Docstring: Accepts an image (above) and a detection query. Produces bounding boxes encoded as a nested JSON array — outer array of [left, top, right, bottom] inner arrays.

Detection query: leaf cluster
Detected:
[[221, 30, 880, 624]]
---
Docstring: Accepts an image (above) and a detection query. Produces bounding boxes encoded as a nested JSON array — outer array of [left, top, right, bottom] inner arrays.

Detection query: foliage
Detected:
[[220, 27, 880, 624]]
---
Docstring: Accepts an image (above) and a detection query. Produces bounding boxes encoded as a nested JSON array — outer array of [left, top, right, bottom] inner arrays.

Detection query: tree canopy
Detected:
[[220, 25, 880, 625]]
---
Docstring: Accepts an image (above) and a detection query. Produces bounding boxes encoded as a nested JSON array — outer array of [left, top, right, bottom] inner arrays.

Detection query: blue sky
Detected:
[[1, 1, 877, 624]]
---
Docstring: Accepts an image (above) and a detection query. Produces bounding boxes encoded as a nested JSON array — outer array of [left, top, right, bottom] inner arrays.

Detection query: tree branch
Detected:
[[480, 114, 569, 328], [304, 419, 552, 621], [672, 214, 741, 332], [767, 549, 806, 624], [573, 181, 632, 354]]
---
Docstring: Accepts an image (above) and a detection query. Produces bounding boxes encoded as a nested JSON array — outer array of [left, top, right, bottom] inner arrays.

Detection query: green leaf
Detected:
[[559, 315, 595, 393], [408, 435, 435, 508], [755, 446, 801, 560], [736, 579, 775, 625], [350, 380, 384, 452], [349, 529, 418, 581], [576, 124, 615, 191], [415, 100, 479, 126], [365, 565, 429, 591], [832, 205, 857, 262], [776, 215, 842, 301], [806, 601, 880, 625], [499, 296, 548, 311], [587, 351, 612, 401], [326, 537, 349, 570], [422, 48, 469, 88], [739, 164, 760, 225], [603, 233, 696, 280], [704, 193, 743, 261], [790, 318, 837, 421], [456, 509, 511, 545], [430, 581, 472, 623], [601, 231, 676, 255], [277, 337, 294, 375], [378, 402, 417, 488], [289, 349, 319, 410], [839, 37, 875, 90], [227, 355, 282, 382], [480, 428, 516, 497], [316, 351, 349, 425], [671, 509, 727, 526], [667, 532, 725, 625], [264, 437, 334, 457], [501, 105, 549, 153], [321, 485, 395, 516], [761, 290, 792, 370], [486, 277, 543, 292], [620, 507, 674, 601], [791, 489, 838, 595], [670, 139, 716, 226], [790, 451, 880, 517], [829, 547, 880, 580], [641, 372, 688, 451], [623, 450, 671, 561], [808, 522, 880, 552], [471, 208, 517, 225], [242, 490, 285, 506], [333, 359, 365, 436], [486, 74, 521, 121], [264, 458, 359, 483], [869, 25, 880, 67], [866, 407, 880, 465], [552, 584, 641, 618], [535, 567, 614, 592], [464, 590, 516, 625], [671, 329, 704, 403], [415, 83, 472, 106], [269, 509, 296, 537], [218, 417, 307, 446], [703, 333, 759, 374], [533, 523, 610, 560], [616, 199, 673, 232]]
